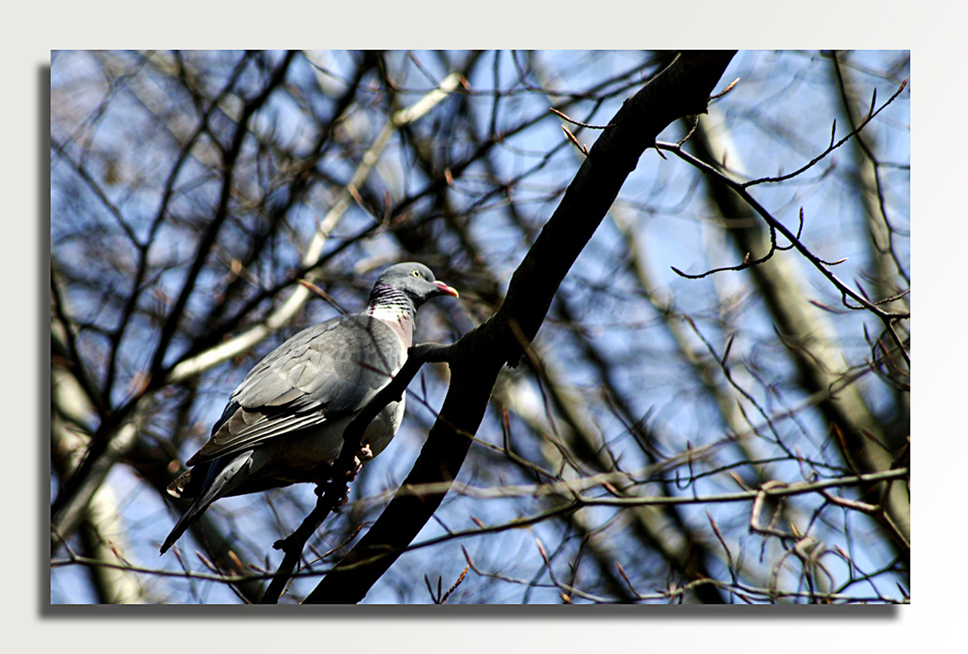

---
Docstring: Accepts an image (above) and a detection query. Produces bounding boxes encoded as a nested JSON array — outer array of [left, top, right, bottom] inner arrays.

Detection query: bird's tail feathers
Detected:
[[159, 451, 254, 555]]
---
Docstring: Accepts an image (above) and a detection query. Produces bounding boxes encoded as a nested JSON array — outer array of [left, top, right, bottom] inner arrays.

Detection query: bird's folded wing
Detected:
[[186, 314, 406, 466]]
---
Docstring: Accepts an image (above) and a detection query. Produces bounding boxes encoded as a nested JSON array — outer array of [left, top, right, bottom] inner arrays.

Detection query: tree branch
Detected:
[[303, 50, 737, 604]]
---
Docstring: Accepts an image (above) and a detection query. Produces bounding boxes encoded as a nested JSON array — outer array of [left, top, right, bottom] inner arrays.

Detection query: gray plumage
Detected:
[[160, 263, 458, 554]]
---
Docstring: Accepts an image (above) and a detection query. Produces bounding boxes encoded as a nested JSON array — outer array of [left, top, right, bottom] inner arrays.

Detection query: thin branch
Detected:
[[742, 79, 908, 187], [660, 141, 909, 364]]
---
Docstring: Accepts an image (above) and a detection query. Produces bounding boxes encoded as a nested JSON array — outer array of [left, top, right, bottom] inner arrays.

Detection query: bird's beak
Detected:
[[434, 281, 459, 298]]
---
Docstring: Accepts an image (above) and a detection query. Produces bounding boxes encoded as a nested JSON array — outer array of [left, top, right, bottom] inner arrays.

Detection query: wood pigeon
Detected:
[[160, 262, 458, 554]]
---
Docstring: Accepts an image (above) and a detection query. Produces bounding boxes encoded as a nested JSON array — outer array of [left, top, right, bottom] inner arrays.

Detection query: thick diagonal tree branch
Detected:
[[303, 51, 737, 604]]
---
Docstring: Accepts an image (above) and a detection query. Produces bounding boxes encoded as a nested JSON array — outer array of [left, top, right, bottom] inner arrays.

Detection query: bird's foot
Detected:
[[344, 444, 374, 480]]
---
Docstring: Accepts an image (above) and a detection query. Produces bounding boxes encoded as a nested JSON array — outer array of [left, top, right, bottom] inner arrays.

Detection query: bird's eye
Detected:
[[411, 270, 421, 278]]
